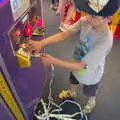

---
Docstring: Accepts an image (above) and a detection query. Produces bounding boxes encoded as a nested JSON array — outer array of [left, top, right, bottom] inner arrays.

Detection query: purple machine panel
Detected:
[[0, 103, 14, 120], [0, 0, 45, 120]]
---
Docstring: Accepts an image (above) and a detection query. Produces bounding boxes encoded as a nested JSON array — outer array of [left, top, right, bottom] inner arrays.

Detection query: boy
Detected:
[[28, 0, 119, 114]]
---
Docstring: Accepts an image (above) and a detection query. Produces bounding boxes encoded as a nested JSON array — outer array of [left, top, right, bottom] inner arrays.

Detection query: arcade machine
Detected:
[[0, 0, 46, 120]]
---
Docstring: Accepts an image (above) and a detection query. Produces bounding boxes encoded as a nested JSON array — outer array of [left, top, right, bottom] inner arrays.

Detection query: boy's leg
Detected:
[[59, 73, 79, 99], [83, 82, 100, 114], [50, 0, 55, 9], [51, 0, 55, 4], [56, 0, 63, 14], [69, 73, 79, 94]]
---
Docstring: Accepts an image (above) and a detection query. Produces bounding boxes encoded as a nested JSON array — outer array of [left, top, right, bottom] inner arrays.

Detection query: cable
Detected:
[[47, 64, 63, 113]]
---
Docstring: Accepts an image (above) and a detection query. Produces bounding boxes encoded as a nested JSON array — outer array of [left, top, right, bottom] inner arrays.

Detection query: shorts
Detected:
[[69, 73, 100, 97]]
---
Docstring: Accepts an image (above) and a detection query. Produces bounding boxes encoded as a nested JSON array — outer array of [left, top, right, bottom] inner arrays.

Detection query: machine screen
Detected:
[[10, 0, 21, 11], [10, 0, 30, 21]]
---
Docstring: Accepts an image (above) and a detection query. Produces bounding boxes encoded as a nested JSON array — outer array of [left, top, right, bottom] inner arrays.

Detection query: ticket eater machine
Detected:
[[0, 0, 46, 120]]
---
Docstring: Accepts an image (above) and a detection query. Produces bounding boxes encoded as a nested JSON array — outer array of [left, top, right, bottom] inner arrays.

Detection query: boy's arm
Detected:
[[41, 54, 86, 70], [28, 31, 76, 52], [39, 31, 76, 46], [53, 58, 86, 70]]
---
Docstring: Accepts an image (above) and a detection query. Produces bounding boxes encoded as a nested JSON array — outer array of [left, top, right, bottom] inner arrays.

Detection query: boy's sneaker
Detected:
[[50, 4, 57, 11], [56, 10, 60, 15], [59, 23, 67, 31], [59, 89, 77, 99], [83, 100, 96, 114]]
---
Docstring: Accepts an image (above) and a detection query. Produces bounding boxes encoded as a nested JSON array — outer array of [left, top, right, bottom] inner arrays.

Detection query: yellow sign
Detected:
[[0, 72, 25, 120], [16, 48, 31, 68], [110, 8, 120, 34], [112, 8, 120, 25]]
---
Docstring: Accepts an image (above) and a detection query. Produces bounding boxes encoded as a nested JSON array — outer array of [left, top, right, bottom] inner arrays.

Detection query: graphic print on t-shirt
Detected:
[[73, 35, 93, 61]]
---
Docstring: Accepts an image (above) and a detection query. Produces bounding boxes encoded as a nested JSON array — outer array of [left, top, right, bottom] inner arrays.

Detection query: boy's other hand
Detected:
[[40, 53, 57, 66]]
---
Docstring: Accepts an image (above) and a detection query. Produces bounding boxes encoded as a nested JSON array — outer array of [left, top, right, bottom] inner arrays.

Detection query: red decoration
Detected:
[[25, 24, 32, 37], [16, 29, 21, 36], [114, 24, 120, 39]]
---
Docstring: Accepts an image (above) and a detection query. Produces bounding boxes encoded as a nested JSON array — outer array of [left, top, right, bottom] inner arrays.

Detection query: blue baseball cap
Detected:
[[74, 0, 119, 17]]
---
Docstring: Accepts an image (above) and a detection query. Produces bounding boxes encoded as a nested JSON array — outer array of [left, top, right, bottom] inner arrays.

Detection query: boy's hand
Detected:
[[40, 53, 57, 66], [27, 40, 44, 53]]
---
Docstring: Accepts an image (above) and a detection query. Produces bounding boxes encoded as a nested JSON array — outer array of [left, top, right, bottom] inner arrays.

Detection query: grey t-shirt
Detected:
[[65, 18, 113, 85]]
